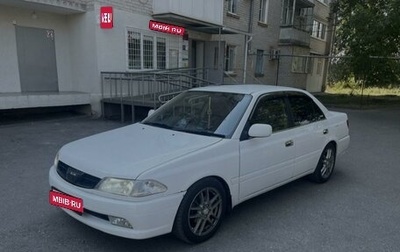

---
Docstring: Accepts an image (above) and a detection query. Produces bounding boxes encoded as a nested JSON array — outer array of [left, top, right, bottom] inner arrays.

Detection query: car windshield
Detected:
[[142, 90, 252, 138]]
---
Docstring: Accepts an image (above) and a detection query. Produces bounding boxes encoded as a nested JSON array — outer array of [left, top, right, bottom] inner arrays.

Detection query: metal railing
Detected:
[[101, 68, 218, 121], [102, 68, 218, 104]]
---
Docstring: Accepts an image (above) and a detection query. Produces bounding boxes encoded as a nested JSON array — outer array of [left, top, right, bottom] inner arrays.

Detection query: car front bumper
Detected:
[[49, 165, 184, 239]]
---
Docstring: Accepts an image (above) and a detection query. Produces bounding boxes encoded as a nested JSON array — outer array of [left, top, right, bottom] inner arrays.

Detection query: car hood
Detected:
[[58, 123, 222, 179]]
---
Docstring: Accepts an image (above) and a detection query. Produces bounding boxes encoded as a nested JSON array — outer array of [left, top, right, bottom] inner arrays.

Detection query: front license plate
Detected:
[[49, 190, 84, 213]]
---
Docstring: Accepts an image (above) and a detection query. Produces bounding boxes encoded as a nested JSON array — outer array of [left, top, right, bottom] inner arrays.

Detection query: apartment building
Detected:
[[308, 0, 333, 92], [0, 0, 332, 115], [278, 0, 333, 91]]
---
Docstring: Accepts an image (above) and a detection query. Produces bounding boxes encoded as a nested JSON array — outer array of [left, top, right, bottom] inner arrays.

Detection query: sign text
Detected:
[[149, 20, 185, 36]]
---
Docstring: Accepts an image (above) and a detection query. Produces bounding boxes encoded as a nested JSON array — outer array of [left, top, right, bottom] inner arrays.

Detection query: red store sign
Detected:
[[149, 20, 185, 36], [100, 6, 113, 29]]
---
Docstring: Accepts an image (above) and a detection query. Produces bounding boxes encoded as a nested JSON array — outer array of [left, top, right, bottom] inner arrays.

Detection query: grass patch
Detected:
[[326, 85, 400, 96], [315, 86, 400, 109]]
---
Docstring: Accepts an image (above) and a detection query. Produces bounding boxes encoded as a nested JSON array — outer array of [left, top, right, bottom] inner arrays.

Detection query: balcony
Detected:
[[153, 0, 224, 34], [280, 0, 313, 47], [279, 26, 311, 47]]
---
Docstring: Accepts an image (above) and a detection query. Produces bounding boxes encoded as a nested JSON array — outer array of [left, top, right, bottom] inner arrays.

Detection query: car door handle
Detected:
[[285, 140, 294, 147], [323, 129, 329, 135]]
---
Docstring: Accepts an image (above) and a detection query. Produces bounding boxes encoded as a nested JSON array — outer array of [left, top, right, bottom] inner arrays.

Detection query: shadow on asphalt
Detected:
[[0, 107, 90, 126]]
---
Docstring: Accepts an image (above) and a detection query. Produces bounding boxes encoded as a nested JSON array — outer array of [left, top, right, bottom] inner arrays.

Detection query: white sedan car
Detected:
[[49, 85, 350, 243]]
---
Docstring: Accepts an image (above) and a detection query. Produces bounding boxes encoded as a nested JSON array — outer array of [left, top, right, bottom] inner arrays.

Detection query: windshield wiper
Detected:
[[142, 122, 172, 130], [173, 128, 226, 138]]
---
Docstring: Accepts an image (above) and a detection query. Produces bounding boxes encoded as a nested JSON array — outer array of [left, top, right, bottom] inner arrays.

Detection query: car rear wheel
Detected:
[[173, 177, 227, 244], [309, 143, 336, 183]]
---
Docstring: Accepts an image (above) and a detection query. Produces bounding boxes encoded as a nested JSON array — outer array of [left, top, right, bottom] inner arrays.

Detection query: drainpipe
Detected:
[[243, 0, 254, 83], [219, 27, 222, 84], [326, 2, 338, 88], [243, 36, 253, 83], [292, 0, 297, 26]]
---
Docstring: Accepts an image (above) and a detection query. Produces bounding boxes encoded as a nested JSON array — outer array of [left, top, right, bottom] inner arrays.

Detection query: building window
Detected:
[[225, 45, 236, 73], [292, 56, 306, 73], [227, 0, 237, 14], [255, 50, 264, 76], [281, 0, 313, 32], [143, 36, 154, 69], [258, 0, 269, 24], [127, 30, 169, 70], [316, 58, 323, 75], [128, 31, 141, 69], [157, 38, 166, 70], [312, 20, 327, 40], [292, 56, 312, 74], [281, 0, 293, 26]]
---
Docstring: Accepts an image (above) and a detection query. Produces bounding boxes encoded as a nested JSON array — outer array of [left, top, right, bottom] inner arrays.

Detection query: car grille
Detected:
[[56, 161, 101, 189]]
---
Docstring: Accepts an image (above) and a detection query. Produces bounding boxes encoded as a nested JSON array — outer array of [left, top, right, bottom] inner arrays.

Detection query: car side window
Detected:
[[249, 96, 289, 132], [288, 93, 326, 126]]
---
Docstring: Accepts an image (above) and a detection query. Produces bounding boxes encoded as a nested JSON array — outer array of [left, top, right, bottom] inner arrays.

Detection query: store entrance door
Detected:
[[204, 41, 225, 84], [191, 40, 225, 84]]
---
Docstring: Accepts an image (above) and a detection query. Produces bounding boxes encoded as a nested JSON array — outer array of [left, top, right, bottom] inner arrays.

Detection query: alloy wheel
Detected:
[[188, 187, 223, 236]]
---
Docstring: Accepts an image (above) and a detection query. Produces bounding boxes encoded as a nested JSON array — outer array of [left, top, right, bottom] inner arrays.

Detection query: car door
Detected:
[[239, 94, 296, 201], [287, 93, 329, 177]]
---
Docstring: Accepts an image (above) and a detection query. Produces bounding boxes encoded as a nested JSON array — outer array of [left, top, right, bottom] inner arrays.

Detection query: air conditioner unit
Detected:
[[270, 49, 280, 60]]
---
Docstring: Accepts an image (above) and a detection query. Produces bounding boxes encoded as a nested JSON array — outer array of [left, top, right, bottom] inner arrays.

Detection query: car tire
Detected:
[[309, 143, 336, 183], [173, 177, 227, 244]]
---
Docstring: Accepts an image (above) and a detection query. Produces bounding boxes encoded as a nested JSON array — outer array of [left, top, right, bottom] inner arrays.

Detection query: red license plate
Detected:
[[49, 190, 84, 213]]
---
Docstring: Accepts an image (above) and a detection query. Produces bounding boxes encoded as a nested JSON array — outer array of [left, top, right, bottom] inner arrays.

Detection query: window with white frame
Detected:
[[258, 0, 269, 23], [225, 45, 236, 73], [157, 38, 166, 69], [128, 31, 141, 69], [255, 50, 264, 75], [143, 36, 154, 69], [227, 0, 237, 14], [312, 20, 327, 40], [127, 30, 170, 70]]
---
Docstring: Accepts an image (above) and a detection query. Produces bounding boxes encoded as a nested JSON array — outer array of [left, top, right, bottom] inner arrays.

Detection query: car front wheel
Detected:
[[173, 177, 227, 244], [309, 143, 336, 183]]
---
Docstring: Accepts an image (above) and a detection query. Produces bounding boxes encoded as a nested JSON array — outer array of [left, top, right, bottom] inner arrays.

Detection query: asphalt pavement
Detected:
[[0, 108, 399, 252]]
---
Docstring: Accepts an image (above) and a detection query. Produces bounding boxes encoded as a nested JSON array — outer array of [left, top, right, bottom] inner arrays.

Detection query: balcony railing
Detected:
[[279, 25, 311, 47]]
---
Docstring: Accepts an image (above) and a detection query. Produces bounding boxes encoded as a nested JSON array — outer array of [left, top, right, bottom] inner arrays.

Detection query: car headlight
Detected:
[[96, 178, 167, 197]]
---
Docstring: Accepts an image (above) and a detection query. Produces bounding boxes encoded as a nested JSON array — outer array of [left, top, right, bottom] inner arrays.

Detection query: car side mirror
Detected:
[[147, 109, 155, 117], [248, 124, 272, 138]]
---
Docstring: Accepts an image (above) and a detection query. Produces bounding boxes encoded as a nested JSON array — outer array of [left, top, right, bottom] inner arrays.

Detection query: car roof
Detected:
[[191, 84, 304, 96]]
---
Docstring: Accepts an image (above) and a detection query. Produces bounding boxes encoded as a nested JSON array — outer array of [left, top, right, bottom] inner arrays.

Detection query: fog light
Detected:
[[108, 216, 133, 229]]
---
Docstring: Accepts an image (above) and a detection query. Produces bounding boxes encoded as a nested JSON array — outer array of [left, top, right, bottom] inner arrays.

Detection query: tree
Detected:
[[331, 0, 400, 87]]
